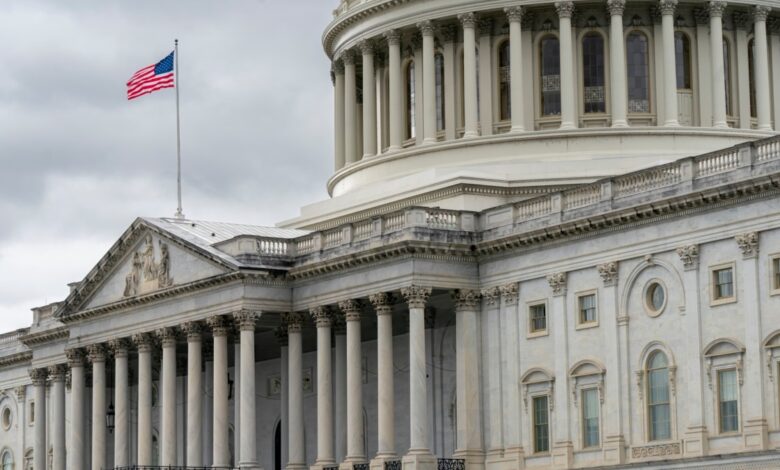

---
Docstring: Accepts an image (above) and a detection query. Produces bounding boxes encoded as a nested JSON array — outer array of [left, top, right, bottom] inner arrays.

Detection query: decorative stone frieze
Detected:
[[206, 315, 231, 337], [481, 286, 501, 306], [233, 310, 257, 331], [29, 367, 48, 386], [676, 245, 699, 270], [606, 0, 626, 17], [369, 293, 393, 316], [108, 338, 130, 358], [48, 364, 66, 382], [453, 289, 481, 310], [417, 20, 435, 36], [310, 306, 333, 327], [180, 321, 203, 341], [401, 285, 432, 309], [65, 348, 85, 368], [123, 234, 173, 298], [156, 327, 178, 347], [735, 232, 759, 259], [505, 6, 523, 23], [384, 29, 401, 46], [658, 0, 678, 16], [597, 262, 619, 286], [547, 272, 567, 296], [86, 343, 106, 363], [754, 5, 771, 22], [458, 12, 477, 29], [707, 1, 727, 18], [631, 443, 681, 459], [338, 299, 361, 322], [555, 1, 575, 19], [132, 332, 156, 352], [500, 283, 519, 305]]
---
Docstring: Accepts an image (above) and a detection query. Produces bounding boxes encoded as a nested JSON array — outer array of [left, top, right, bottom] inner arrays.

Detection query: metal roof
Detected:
[[144, 217, 309, 246]]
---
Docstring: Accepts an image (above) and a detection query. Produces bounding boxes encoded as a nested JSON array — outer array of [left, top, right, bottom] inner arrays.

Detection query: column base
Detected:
[[509, 126, 525, 133], [550, 441, 573, 469], [370, 454, 400, 470], [664, 120, 681, 127], [340, 458, 368, 470], [243, 463, 264, 470], [463, 131, 480, 139], [422, 138, 437, 145], [453, 449, 485, 470], [559, 123, 576, 130], [611, 121, 629, 128], [713, 122, 729, 129], [602, 435, 625, 465], [362, 153, 377, 159], [683, 426, 709, 457], [485, 447, 524, 470], [743, 418, 769, 451], [402, 449, 436, 470], [312, 461, 339, 470]]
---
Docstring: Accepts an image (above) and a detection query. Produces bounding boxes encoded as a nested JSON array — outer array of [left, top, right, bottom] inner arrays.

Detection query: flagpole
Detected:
[[174, 38, 185, 219]]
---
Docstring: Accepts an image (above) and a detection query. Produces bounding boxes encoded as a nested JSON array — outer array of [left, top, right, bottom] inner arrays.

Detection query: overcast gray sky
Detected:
[[0, 0, 334, 331]]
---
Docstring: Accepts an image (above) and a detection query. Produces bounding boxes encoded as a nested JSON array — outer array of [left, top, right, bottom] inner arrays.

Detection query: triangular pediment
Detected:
[[56, 218, 238, 318]]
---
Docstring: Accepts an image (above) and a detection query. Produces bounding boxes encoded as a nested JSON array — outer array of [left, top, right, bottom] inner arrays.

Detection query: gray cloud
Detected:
[[0, 0, 335, 330]]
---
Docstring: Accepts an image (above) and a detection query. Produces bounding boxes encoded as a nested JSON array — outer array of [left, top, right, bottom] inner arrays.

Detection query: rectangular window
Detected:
[[533, 395, 550, 453], [529, 303, 547, 334], [581, 388, 600, 448], [713, 267, 734, 300], [29, 402, 34, 424], [718, 369, 739, 433], [578, 293, 597, 325], [772, 256, 780, 292]]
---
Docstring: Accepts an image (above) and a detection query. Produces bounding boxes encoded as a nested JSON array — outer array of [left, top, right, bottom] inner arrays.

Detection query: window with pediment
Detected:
[[521, 368, 555, 454], [704, 339, 744, 434], [637, 344, 677, 443], [570, 360, 605, 449]]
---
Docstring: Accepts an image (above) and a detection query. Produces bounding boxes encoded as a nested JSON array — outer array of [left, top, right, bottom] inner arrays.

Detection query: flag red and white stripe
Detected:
[[127, 51, 175, 100]]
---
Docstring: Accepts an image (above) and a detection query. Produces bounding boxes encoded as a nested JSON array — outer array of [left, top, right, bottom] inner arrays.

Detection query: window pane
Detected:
[[650, 403, 671, 440], [719, 369, 739, 432], [580, 294, 596, 323], [582, 388, 600, 447], [407, 62, 416, 139], [723, 40, 732, 117], [647, 353, 671, 441], [749, 40, 757, 119], [627, 32, 650, 113], [499, 41, 511, 121], [533, 396, 550, 452], [773, 258, 780, 289], [530, 304, 547, 332], [675, 32, 692, 89], [650, 284, 665, 311], [541, 36, 561, 116], [715, 268, 734, 299], [435, 53, 445, 131], [582, 34, 606, 113]]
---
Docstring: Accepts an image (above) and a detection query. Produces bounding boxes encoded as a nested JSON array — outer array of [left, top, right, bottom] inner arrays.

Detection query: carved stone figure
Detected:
[[123, 252, 142, 297], [157, 241, 172, 288], [141, 234, 156, 281], [123, 235, 174, 297]]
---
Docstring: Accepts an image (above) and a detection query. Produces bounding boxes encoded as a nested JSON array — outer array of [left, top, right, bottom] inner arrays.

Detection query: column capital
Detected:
[[500, 283, 519, 305], [453, 289, 481, 310], [156, 327, 178, 347], [132, 332, 156, 352], [555, 1, 575, 19], [207, 315, 232, 337], [48, 364, 67, 383], [658, 0, 678, 16], [754, 5, 771, 22], [338, 299, 362, 321], [606, 0, 626, 17], [233, 310, 258, 331], [401, 285, 432, 309], [359, 39, 375, 56], [310, 306, 333, 327], [181, 321, 204, 341], [385, 29, 402, 46], [478, 18, 494, 36], [332, 312, 347, 334], [65, 348, 85, 368], [735, 232, 759, 259], [283, 312, 306, 332], [547, 272, 567, 296], [108, 338, 130, 358], [274, 325, 289, 347], [597, 261, 619, 287], [676, 244, 699, 270], [332, 60, 345, 75], [29, 367, 48, 386], [15, 385, 26, 401], [86, 343, 106, 363], [369, 292, 393, 315], [481, 286, 501, 306], [441, 24, 458, 42], [341, 49, 356, 66], [458, 12, 478, 29], [505, 6, 524, 23], [708, 1, 727, 18], [417, 20, 436, 36]]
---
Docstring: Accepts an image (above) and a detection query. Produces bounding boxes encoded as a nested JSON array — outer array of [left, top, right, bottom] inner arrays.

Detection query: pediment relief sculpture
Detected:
[[123, 234, 174, 297]]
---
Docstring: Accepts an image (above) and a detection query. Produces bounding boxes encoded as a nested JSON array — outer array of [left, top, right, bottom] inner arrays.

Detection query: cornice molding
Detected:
[[0, 351, 32, 370], [19, 326, 69, 347]]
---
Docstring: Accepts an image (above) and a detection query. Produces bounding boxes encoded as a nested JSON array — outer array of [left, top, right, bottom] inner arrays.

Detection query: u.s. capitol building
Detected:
[[3, 0, 780, 469]]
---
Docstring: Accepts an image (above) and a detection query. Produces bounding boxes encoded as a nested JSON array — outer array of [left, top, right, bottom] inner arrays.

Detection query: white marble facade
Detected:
[[4, 1, 780, 470]]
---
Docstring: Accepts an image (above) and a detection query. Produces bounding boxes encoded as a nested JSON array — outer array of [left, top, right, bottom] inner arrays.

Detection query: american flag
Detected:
[[127, 51, 175, 100]]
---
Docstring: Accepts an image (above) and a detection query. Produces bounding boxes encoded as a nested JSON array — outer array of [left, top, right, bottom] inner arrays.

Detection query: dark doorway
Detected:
[[274, 420, 282, 470]]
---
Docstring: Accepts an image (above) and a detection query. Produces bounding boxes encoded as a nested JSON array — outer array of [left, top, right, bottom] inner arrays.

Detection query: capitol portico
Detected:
[[4, 1, 780, 470]]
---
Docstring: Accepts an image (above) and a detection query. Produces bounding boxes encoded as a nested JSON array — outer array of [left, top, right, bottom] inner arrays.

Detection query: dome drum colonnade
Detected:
[[329, 0, 775, 175]]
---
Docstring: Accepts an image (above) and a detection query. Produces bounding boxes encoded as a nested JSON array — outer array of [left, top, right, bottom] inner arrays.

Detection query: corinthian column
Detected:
[[709, 1, 728, 128], [459, 13, 479, 138], [48, 365, 66, 470], [386, 30, 403, 150], [87, 344, 107, 470], [109, 338, 130, 467], [182, 322, 204, 466], [66, 349, 86, 470], [333, 60, 346, 170], [133, 333, 155, 465], [344, 50, 357, 165], [370, 293, 396, 464], [338, 300, 366, 469], [608, 0, 629, 127], [505, 7, 525, 132], [310, 307, 335, 469], [419, 20, 437, 144], [556, 1, 577, 129], [401, 286, 435, 470], [30, 368, 47, 470], [156, 327, 178, 466], [659, 0, 680, 126], [208, 315, 232, 467], [285, 312, 306, 470], [233, 311, 260, 469], [754, 6, 772, 130], [361, 40, 377, 157]]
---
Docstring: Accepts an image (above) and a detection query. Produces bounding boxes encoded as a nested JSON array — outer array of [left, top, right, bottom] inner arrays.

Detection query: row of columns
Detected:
[[332, 1, 776, 169], [32, 311, 261, 470]]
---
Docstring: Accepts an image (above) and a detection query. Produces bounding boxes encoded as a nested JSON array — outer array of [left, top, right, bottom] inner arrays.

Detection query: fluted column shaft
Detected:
[[158, 328, 177, 466], [419, 21, 437, 144], [710, 1, 728, 128], [311, 308, 335, 465], [286, 313, 306, 469], [30, 368, 47, 470], [557, 2, 577, 129], [48, 365, 66, 470], [754, 7, 772, 130], [506, 8, 525, 132], [361, 42, 377, 157], [235, 311, 260, 469], [386, 31, 403, 150], [660, 0, 680, 126], [134, 334, 154, 465], [110, 340, 130, 467], [460, 14, 479, 138], [66, 350, 86, 470], [371, 294, 395, 457], [88, 345, 107, 470], [334, 322, 348, 462], [344, 51, 357, 165], [401, 286, 433, 458], [334, 62, 346, 170], [340, 300, 365, 462], [182, 323, 204, 466], [608, 0, 628, 127], [209, 316, 231, 466], [453, 291, 484, 465]]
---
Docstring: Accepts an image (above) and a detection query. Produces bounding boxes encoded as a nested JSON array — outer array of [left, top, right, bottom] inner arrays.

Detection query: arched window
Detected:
[[499, 40, 511, 121], [723, 39, 733, 117], [2, 450, 13, 470], [627, 32, 650, 113], [435, 53, 445, 131], [582, 33, 606, 113], [540, 36, 561, 116], [405, 61, 416, 139], [749, 39, 757, 119], [674, 32, 692, 90], [646, 351, 671, 441]]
